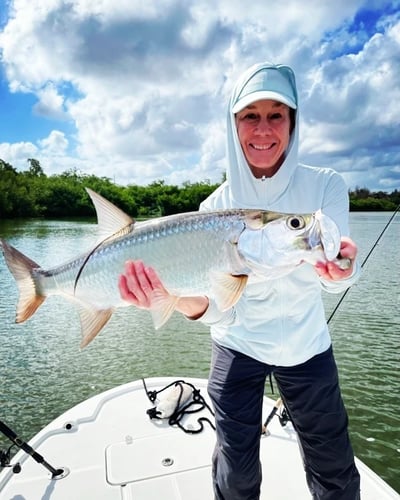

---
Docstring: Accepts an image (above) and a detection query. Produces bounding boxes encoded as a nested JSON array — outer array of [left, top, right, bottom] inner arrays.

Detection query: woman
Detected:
[[119, 62, 361, 499]]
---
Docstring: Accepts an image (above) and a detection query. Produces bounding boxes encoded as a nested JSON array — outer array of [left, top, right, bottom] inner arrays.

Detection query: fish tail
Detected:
[[0, 239, 46, 322]]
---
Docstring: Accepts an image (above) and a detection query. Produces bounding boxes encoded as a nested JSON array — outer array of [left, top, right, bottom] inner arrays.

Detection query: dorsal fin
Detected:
[[74, 189, 135, 294], [85, 188, 134, 237]]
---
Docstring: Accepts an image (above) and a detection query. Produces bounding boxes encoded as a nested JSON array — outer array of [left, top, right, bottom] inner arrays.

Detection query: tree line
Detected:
[[0, 159, 219, 218], [0, 159, 399, 219]]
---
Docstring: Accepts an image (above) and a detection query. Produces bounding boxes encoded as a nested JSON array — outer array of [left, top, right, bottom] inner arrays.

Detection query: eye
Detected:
[[244, 112, 258, 121], [238, 111, 259, 122], [286, 216, 305, 230]]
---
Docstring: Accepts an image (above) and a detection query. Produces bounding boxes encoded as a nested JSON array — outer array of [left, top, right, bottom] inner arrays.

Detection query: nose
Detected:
[[255, 118, 272, 134]]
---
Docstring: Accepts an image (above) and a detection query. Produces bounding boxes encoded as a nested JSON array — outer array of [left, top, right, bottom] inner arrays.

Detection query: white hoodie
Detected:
[[197, 62, 360, 366]]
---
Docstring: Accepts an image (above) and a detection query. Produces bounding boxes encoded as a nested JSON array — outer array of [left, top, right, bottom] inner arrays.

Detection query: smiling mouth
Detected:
[[250, 143, 275, 151]]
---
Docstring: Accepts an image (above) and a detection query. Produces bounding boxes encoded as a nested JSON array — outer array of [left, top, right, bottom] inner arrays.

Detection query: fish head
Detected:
[[238, 211, 341, 277]]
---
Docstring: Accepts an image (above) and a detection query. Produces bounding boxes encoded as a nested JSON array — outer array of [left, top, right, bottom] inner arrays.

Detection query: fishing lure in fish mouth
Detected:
[[0, 189, 343, 348]]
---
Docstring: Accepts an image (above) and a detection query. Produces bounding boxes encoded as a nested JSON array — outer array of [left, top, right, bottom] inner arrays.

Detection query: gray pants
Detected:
[[207, 342, 360, 500]]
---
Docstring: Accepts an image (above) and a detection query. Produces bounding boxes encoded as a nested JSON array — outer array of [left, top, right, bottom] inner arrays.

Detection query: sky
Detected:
[[0, 0, 399, 192]]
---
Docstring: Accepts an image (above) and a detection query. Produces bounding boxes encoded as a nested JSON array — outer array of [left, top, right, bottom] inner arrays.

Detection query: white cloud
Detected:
[[299, 12, 400, 191], [33, 83, 68, 119], [0, 0, 399, 190], [0, 141, 38, 164], [39, 130, 68, 153]]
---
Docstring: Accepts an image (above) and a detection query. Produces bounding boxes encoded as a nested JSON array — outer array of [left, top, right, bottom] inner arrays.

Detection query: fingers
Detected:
[[118, 260, 162, 309], [315, 236, 358, 281], [338, 236, 358, 261], [315, 260, 353, 281], [314, 261, 329, 280], [145, 264, 166, 290]]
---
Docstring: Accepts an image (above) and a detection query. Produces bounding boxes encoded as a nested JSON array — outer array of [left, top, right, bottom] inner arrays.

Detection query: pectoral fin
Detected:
[[212, 272, 248, 311], [149, 289, 180, 329], [78, 305, 114, 348]]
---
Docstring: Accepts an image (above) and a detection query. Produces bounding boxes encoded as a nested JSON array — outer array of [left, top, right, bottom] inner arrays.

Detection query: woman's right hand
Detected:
[[118, 260, 168, 310], [118, 260, 209, 319]]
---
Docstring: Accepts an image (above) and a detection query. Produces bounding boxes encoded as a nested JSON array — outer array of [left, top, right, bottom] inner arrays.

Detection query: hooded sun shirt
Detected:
[[196, 62, 360, 367]]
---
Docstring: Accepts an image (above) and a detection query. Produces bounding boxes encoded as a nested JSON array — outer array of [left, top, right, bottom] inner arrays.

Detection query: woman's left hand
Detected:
[[315, 236, 358, 281]]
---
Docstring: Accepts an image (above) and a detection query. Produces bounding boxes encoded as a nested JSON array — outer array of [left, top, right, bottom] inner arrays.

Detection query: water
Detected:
[[0, 213, 399, 492]]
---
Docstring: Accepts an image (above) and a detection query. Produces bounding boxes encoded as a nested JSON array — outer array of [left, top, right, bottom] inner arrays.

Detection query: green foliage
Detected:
[[0, 159, 220, 219], [349, 188, 399, 211], [1, 158, 399, 219]]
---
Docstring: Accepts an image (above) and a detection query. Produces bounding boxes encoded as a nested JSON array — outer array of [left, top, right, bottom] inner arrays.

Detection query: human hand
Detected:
[[118, 260, 209, 323], [118, 260, 169, 309], [314, 236, 358, 281]]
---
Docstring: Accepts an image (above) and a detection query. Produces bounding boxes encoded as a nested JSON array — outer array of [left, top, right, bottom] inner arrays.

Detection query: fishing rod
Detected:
[[261, 398, 282, 434], [0, 419, 65, 478], [327, 203, 400, 324]]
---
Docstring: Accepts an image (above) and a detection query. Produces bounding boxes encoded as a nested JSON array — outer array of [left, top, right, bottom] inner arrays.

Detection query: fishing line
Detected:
[[327, 203, 400, 324]]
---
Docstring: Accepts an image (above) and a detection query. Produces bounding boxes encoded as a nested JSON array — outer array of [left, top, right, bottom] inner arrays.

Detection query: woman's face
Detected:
[[235, 99, 292, 178]]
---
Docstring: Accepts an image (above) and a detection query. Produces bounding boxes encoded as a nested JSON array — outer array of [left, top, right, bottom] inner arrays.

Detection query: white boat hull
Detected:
[[0, 377, 398, 499]]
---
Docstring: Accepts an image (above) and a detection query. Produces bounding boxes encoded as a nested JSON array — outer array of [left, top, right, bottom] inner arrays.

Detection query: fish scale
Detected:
[[72, 211, 247, 306]]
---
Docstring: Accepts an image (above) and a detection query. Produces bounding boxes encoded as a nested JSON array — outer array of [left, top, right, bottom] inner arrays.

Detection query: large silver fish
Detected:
[[0, 189, 341, 348]]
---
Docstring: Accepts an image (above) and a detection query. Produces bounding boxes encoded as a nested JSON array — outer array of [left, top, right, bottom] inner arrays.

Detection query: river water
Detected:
[[0, 212, 399, 492]]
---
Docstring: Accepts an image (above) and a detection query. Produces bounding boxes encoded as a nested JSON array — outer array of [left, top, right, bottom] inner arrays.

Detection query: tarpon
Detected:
[[0, 189, 341, 348]]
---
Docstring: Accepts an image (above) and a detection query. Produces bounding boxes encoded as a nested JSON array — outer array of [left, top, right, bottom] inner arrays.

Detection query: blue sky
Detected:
[[0, 0, 399, 191]]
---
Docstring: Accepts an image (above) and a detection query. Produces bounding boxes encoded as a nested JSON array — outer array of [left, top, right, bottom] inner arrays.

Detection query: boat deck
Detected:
[[0, 377, 398, 499]]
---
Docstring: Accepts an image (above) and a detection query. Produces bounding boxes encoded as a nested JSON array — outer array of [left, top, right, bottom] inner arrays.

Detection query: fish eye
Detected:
[[286, 216, 305, 230]]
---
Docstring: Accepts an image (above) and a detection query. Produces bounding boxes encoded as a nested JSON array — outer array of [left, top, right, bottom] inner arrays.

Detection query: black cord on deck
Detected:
[[142, 379, 216, 434]]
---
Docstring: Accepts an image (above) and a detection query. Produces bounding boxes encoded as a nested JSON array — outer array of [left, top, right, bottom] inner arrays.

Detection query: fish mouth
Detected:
[[313, 211, 341, 260]]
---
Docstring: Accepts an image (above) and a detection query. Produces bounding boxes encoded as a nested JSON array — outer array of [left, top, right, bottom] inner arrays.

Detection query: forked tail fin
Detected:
[[0, 239, 46, 322]]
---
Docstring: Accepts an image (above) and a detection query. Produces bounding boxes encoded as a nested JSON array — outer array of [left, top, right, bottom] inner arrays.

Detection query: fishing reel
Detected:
[[0, 445, 21, 474], [277, 407, 290, 427]]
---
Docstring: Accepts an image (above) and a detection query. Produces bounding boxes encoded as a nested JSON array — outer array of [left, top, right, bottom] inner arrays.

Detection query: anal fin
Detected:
[[79, 305, 114, 348]]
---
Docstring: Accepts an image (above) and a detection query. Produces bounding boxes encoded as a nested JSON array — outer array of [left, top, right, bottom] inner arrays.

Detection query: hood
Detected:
[[225, 61, 300, 209]]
